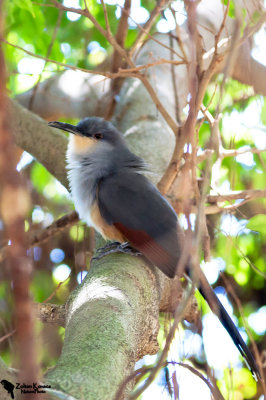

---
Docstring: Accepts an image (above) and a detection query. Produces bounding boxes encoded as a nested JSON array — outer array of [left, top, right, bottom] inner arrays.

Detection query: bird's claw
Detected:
[[92, 241, 141, 261]]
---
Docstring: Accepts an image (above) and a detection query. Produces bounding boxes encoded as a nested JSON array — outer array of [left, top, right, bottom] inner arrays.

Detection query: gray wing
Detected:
[[98, 171, 183, 277]]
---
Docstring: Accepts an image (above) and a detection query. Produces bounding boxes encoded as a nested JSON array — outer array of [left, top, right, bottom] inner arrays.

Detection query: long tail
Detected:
[[195, 269, 260, 381]]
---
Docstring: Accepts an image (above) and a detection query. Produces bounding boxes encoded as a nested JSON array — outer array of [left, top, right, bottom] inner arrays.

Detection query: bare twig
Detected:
[[0, 329, 16, 344], [128, 234, 195, 399], [169, 187, 266, 216], [120, 58, 185, 73], [218, 230, 266, 279], [43, 276, 71, 304], [135, 73, 179, 135], [176, 362, 225, 400], [169, 32, 181, 124], [207, 189, 266, 203], [129, 19, 185, 60], [114, 367, 150, 400], [158, 0, 200, 195], [202, 12, 266, 68], [28, 9, 63, 110], [105, 0, 131, 119], [49, 0, 135, 68], [242, 11, 266, 43], [172, 370, 179, 399], [216, 2, 242, 117], [169, 6, 188, 63], [2, 40, 186, 77], [130, 0, 169, 56], [2, 39, 113, 76], [29, 210, 79, 246], [0, 211, 79, 263], [115, 360, 225, 400], [100, 0, 112, 36], [220, 147, 266, 159]]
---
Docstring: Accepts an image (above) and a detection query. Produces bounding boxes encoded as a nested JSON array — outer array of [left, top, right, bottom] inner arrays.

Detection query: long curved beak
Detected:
[[48, 121, 81, 135]]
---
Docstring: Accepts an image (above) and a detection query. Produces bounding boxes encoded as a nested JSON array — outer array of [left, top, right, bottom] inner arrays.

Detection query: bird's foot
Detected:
[[92, 241, 141, 261]]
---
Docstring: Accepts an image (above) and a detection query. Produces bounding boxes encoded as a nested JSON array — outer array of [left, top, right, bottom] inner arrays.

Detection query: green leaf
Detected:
[[261, 98, 266, 125], [222, 0, 235, 18], [246, 214, 266, 234], [12, 0, 35, 17]]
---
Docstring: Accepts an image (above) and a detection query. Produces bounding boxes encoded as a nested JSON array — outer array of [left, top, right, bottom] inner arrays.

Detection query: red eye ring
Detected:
[[93, 133, 103, 140]]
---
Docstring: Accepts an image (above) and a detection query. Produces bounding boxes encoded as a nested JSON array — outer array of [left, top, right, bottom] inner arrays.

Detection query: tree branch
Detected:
[[0, 211, 78, 263], [130, 0, 169, 56], [207, 189, 266, 203], [9, 99, 68, 188], [34, 303, 66, 327]]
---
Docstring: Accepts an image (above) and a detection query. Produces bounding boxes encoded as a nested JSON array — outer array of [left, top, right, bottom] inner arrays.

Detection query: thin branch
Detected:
[[28, 8, 63, 110], [176, 362, 225, 400], [0, 329, 16, 344], [49, 0, 135, 68], [40, 0, 185, 61], [242, 11, 266, 43], [169, 32, 182, 124], [216, 1, 242, 118], [169, 188, 266, 216], [207, 189, 266, 203], [130, 0, 169, 56], [215, 0, 230, 53], [29, 211, 79, 246], [158, 0, 200, 195], [128, 234, 195, 399], [135, 73, 179, 135], [0, 211, 79, 263], [202, 12, 266, 69], [130, 21, 185, 61], [105, 0, 131, 120], [157, 131, 185, 195], [122, 58, 186, 73], [115, 360, 225, 400], [194, 72, 220, 264], [220, 147, 266, 159], [169, 6, 188, 63], [4, 39, 183, 145], [43, 276, 72, 304], [218, 229, 266, 279], [2, 39, 113, 76], [2, 39, 186, 77]]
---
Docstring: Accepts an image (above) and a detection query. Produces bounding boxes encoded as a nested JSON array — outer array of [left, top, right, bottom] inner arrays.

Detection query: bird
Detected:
[[48, 116, 260, 381], [1, 380, 15, 399]]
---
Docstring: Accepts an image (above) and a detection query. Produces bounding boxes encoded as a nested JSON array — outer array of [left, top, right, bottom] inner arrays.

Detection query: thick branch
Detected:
[[9, 99, 68, 188], [45, 254, 162, 398], [232, 42, 266, 96]]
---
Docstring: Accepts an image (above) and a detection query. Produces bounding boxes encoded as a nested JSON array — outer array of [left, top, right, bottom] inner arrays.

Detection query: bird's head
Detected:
[[49, 117, 125, 155]]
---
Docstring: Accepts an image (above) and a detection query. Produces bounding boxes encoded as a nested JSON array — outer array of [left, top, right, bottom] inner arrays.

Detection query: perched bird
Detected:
[[1, 379, 15, 399], [49, 117, 260, 380]]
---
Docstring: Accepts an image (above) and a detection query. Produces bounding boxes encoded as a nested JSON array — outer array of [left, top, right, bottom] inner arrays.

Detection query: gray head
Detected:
[[48, 117, 126, 149], [49, 117, 145, 175]]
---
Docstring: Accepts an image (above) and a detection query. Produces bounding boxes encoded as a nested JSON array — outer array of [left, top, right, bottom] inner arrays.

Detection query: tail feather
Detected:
[[195, 269, 260, 381]]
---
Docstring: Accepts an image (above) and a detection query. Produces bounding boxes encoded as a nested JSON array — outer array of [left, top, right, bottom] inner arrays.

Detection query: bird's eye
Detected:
[[93, 133, 103, 140]]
